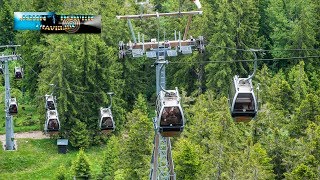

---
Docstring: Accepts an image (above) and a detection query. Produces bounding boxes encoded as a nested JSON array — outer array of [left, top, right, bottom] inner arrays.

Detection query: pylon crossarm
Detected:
[[116, 11, 202, 20], [127, 39, 197, 50], [0, 45, 21, 49], [0, 55, 20, 61]]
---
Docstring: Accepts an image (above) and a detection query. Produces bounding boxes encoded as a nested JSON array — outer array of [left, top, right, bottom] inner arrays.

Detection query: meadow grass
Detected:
[[0, 103, 42, 135], [0, 139, 106, 179]]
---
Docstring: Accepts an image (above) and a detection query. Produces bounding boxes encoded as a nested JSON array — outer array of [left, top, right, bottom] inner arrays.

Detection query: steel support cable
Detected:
[[168, 55, 320, 64], [19, 57, 103, 95], [206, 45, 320, 52]]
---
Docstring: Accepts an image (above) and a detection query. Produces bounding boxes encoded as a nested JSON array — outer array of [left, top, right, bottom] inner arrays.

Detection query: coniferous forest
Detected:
[[0, 0, 320, 179]]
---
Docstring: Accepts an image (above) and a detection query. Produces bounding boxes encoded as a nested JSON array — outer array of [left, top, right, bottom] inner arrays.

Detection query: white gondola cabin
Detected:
[[9, 97, 18, 115], [45, 110, 60, 133], [156, 88, 184, 137], [14, 67, 23, 79], [229, 75, 257, 122], [45, 94, 56, 110], [99, 107, 115, 133]]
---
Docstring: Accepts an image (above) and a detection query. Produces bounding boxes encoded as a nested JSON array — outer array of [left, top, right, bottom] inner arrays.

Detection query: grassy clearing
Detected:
[[0, 139, 106, 179], [0, 103, 41, 134]]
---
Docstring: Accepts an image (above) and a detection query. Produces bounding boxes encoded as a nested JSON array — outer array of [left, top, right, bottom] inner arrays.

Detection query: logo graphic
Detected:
[[14, 12, 101, 34]]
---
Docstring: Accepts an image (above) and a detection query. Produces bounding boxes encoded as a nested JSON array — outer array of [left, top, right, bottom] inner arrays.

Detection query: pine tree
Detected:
[[205, 0, 236, 95], [267, 0, 317, 69], [173, 138, 202, 180], [291, 93, 320, 137], [287, 61, 309, 106], [120, 94, 153, 179], [101, 135, 121, 179], [285, 164, 316, 179], [69, 119, 90, 149], [232, 0, 262, 76], [0, 1, 14, 44], [56, 165, 68, 180], [72, 149, 92, 179], [237, 143, 275, 179]]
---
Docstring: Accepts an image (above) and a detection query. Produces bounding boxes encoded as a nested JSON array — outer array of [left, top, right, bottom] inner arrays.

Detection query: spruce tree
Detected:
[[72, 149, 92, 180], [120, 94, 153, 179], [0, 1, 14, 44], [205, 0, 236, 95], [69, 119, 90, 149], [101, 135, 121, 179], [173, 138, 202, 180]]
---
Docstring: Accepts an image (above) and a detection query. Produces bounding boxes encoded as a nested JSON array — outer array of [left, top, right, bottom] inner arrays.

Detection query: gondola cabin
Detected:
[[14, 67, 23, 79], [9, 98, 18, 115], [156, 88, 185, 137], [99, 107, 115, 133], [45, 95, 56, 110], [229, 75, 257, 122], [45, 110, 60, 134]]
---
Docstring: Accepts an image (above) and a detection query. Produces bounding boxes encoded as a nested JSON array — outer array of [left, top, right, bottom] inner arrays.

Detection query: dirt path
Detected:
[[0, 131, 49, 141]]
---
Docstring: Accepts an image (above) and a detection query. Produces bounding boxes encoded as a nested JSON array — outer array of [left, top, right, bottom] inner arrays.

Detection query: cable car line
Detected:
[[18, 57, 106, 95], [168, 55, 320, 64], [18, 56, 115, 135], [206, 45, 320, 52]]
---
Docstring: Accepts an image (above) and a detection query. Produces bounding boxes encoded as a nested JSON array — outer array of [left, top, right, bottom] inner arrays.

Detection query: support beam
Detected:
[[183, 15, 192, 41], [0, 45, 21, 49], [4, 58, 14, 150], [127, 39, 197, 50], [128, 20, 137, 43], [116, 11, 202, 20], [167, 137, 175, 179], [150, 132, 160, 180]]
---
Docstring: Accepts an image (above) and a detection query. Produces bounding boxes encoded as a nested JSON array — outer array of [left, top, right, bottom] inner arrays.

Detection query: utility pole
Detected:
[[0, 45, 21, 150]]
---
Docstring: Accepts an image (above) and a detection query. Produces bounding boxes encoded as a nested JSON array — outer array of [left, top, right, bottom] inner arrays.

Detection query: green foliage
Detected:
[[285, 163, 316, 180], [72, 149, 92, 180], [0, 139, 105, 179], [56, 165, 67, 180], [69, 120, 90, 149], [0, 1, 14, 44], [1, 0, 320, 179], [291, 93, 320, 136], [120, 94, 153, 179], [205, 0, 236, 95], [101, 135, 120, 179], [173, 138, 202, 180], [238, 143, 275, 179], [267, 0, 318, 69]]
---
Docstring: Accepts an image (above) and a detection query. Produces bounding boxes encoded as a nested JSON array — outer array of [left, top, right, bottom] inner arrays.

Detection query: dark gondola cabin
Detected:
[[45, 95, 56, 110], [99, 107, 115, 133], [9, 98, 18, 115], [45, 110, 60, 133], [229, 75, 257, 122], [14, 67, 23, 79], [157, 88, 185, 137]]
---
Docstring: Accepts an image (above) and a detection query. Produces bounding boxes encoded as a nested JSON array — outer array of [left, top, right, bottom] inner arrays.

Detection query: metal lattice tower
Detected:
[[117, 9, 204, 179], [0, 45, 21, 150]]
